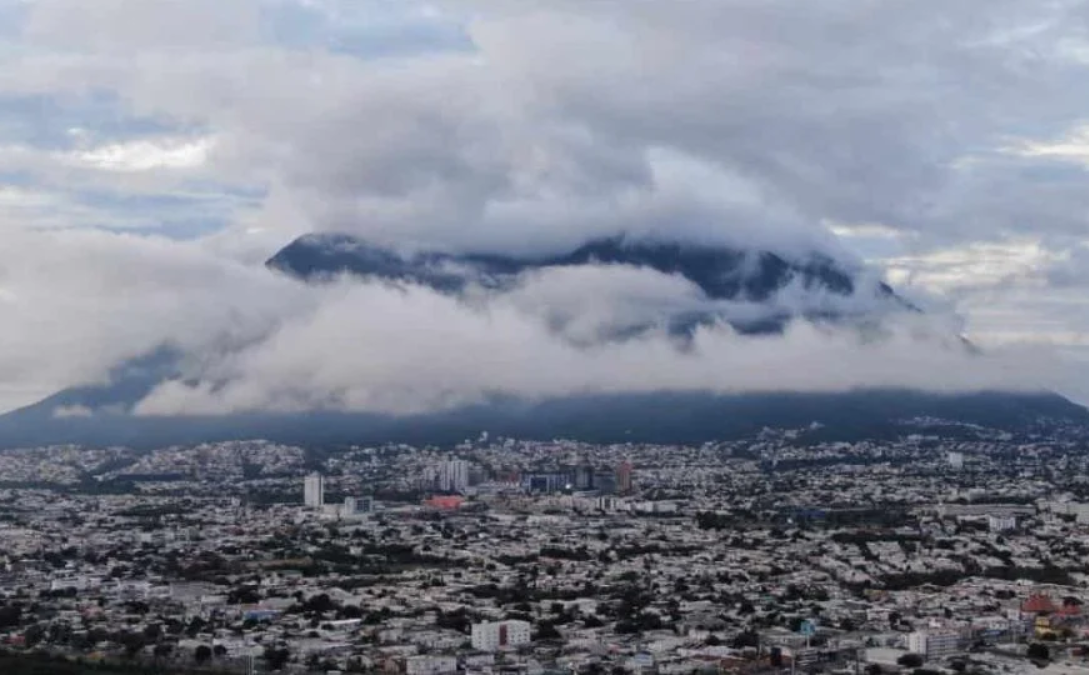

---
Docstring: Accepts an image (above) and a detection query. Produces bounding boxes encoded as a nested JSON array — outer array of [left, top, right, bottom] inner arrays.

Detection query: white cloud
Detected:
[[132, 275, 1060, 418], [1004, 125, 1089, 166], [0, 0, 1087, 419], [883, 239, 1061, 294], [68, 136, 217, 173]]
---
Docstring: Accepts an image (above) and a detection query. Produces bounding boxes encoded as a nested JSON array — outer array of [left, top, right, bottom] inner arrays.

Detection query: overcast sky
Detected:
[[0, 0, 1087, 415]]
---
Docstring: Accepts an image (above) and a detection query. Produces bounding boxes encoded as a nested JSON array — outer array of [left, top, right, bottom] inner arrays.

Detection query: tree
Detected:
[[195, 644, 213, 664], [16, 626, 45, 652], [186, 616, 207, 638], [228, 586, 261, 605], [264, 645, 291, 671], [142, 623, 163, 642], [537, 621, 562, 640], [1027, 643, 1050, 662], [582, 614, 604, 628], [731, 631, 759, 649], [117, 632, 147, 658], [897, 653, 924, 669], [0, 604, 22, 629]]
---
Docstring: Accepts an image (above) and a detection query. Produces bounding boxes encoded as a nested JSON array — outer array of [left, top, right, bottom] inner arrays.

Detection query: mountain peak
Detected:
[[268, 233, 889, 309]]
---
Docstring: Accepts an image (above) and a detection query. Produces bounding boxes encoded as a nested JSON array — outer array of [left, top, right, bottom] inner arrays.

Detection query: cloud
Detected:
[[22, 0, 262, 53], [67, 135, 217, 173], [131, 270, 1061, 418], [0, 0, 1087, 418], [0, 224, 1064, 420], [0, 228, 303, 406]]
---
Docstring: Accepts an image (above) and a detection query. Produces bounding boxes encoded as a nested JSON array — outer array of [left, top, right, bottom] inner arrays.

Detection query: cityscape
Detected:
[[1, 422, 1089, 673], [2, 1, 1089, 675]]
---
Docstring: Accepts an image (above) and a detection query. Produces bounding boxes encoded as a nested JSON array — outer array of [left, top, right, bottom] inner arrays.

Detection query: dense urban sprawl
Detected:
[[1, 421, 1089, 673]]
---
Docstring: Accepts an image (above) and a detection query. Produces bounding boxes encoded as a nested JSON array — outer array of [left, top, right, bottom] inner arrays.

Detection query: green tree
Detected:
[[195, 644, 213, 664], [1028, 643, 1050, 661], [897, 653, 923, 669]]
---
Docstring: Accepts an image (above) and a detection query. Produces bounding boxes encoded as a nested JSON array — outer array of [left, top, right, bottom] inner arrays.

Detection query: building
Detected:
[[907, 630, 962, 660], [424, 495, 464, 510], [343, 496, 374, 515], [574, 465, 595, 491], [988, 514, 1017, 532], [437, 459, 470, 493], [304, 473, 325, 508], [470, 620, 532, 652], [597, 496, 620, 512], [595, 472, 618, 495], [947, 452, 965, 470], [404, 655, 458, 675], [617, 460, 634, 495]]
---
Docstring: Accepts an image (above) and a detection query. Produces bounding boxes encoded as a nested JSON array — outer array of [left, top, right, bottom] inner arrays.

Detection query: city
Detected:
[[3, 1, 1089, 674], [1, 423, 1089, 673]]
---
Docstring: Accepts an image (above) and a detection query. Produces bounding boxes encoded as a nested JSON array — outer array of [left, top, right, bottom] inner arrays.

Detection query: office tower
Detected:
[[617, 460, 634, 494], [437, 459, 470, 493], [304, 472, 325, 508], [575, 465, 595, 491]]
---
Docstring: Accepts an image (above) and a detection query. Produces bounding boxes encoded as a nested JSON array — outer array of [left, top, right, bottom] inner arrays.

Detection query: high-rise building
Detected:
[[304, 473, 325, 508], [947, 452, 965, 470], [471, 620, 532, 651], [595, 472, 618, 495], [437, 459, 470, 493], [617, 460, 634, 494], [574, 465, 595, 491]]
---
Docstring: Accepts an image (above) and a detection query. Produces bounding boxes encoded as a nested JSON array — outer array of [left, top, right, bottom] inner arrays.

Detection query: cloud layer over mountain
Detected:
[[0, 0, 1087, 414], [0, 227, 1070, 420]]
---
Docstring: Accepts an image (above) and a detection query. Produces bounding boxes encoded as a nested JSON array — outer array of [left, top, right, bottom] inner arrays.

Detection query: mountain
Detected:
[[0, 233, 1083, 450], [267, 233, 913, 335], [0, 386, 1084, 450], [268, 233, 869, 300]]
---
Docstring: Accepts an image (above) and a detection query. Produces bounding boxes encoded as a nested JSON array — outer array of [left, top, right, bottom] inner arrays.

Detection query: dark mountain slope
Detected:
[[267, 233, 890, 303], [0, 387, 1083, 450]]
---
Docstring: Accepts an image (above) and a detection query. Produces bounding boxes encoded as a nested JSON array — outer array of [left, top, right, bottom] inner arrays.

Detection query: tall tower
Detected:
[[438, 459, 470, 493], [304, 473, 325, 508], [616, 460, 633, 495]]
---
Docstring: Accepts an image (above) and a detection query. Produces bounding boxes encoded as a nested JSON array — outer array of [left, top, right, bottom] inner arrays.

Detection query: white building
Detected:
[[988, 514, 1017, 532], [947, 452, 965, 470], [471, 620, 532, 652], [343, 496, 374, 515], [907, 630, 961, 660], [304, 473, 325, 508], [405, 655, 458, 675], [437, 459, 470, 493]]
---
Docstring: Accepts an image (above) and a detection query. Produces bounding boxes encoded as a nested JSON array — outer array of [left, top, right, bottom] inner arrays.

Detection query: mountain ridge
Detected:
[[0, 388, 1084, 450], [0, 233, 1080, 449], [266, 233, 915, 336]]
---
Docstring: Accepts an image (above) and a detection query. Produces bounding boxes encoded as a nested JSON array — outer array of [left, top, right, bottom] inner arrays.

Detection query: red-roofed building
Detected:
[[1023, 593, 1057, 615], [424, 495, 465, 510]]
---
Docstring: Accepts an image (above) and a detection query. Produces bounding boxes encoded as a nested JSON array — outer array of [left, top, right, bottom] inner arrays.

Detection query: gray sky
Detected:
[[0, 0, 1087, 414]]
